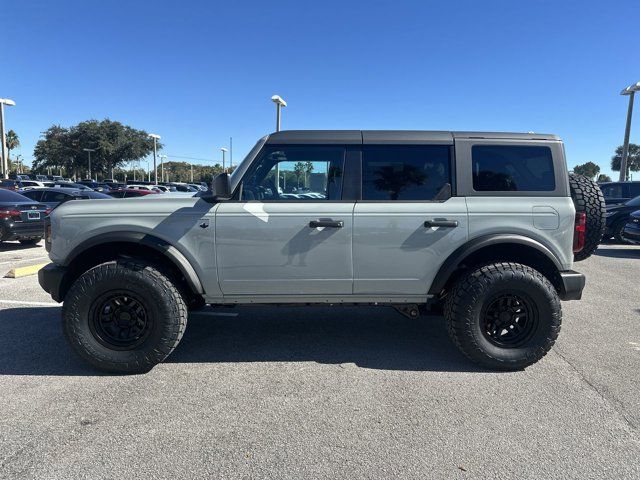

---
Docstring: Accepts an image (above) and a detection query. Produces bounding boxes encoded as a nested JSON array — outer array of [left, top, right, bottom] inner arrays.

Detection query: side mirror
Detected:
[[211, 173, 232, 200]]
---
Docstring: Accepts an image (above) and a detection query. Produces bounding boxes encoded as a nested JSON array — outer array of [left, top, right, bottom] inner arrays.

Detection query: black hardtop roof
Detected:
[[265, 130, 561, 145]]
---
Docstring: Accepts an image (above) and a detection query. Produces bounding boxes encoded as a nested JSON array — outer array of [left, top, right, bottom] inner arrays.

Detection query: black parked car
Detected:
[[599, 181, 640, 205], [605, 195, 640, 242], [20, 188, 111, 210], [621, 210, 640, 245], [0, 189, 49, 245]]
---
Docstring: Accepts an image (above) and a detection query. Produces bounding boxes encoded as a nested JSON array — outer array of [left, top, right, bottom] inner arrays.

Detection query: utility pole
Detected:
[[0, 98, 16, 179], [158, 155, 167, 182], [190, 164, 194, 183], [83, 148, 96, 180], [620, 82, 640, 181], [230, 136, 233, 168], [149, 133, 161, 184]]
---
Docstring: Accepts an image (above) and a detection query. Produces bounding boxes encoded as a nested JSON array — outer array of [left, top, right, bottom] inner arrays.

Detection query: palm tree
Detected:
[[5, 130, 19, 166]]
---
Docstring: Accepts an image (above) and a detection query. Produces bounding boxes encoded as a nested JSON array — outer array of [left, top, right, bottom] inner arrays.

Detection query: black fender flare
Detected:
[[428, 234, 564, 295], [63, 231, 204, 294]]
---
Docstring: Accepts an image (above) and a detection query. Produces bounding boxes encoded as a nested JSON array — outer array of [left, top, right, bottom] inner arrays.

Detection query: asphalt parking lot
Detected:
[[0, 241, 638, 479]]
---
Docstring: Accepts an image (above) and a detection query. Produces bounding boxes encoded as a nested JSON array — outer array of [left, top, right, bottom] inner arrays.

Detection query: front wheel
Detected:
[[62, 260, 188, 374], [444, 262, 561, 370]]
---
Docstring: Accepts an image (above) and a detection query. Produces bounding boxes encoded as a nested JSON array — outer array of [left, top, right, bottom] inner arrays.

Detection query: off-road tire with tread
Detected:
[[568, 172, 605, 261], [62, 259, 188, 374], [444, 262, 562, 370]]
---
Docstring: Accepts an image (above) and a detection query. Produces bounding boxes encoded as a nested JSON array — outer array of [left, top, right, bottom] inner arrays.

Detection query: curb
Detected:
[[4, 262, 50, 279]]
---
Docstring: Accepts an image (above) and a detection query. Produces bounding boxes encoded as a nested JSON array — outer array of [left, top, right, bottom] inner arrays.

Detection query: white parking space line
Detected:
[[0, 299, 60, 307]]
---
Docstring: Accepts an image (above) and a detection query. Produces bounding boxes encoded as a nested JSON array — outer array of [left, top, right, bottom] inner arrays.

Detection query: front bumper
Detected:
[[558, 270, 585, 301], [38, 263, 67, 303], [1, 220, 45, 241]]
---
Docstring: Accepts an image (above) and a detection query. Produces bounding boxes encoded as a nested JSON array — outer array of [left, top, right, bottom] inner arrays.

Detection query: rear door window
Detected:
[[628, 183, 640, 198], [600, 184, 625, 198], [361, 145, 451, 201], [22, 190, 44, 201], [472, 145, 555, 192], [42, 191, 71, 203]]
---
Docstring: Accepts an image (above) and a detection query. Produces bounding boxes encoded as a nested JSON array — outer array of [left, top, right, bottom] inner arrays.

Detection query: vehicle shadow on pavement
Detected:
[[0, 242, 43, 252], [171, 306, 481, 372], [0, 306, 481, 375], [594, 247, 640, 259]]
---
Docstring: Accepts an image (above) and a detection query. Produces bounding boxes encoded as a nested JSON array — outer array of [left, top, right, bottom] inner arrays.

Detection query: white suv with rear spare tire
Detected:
[[38, 130, 605, 373]]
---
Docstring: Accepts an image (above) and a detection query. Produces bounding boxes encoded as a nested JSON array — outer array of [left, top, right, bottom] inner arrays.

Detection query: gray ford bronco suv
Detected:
[[39, 130, 605, 373]]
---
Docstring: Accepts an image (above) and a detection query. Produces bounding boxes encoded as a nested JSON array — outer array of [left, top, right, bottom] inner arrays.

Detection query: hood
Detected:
[[50, 195, 209, 219]]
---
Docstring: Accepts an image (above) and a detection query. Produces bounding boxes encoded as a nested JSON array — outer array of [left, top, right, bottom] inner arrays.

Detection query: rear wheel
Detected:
[[62, 259, 187, 374], [569, 173, 605, 261], [445, 262, 561, 370]]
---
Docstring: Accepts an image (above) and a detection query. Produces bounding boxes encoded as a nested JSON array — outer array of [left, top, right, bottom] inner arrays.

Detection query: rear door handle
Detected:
[[309, 219, 344, 228], [424, 219, 458, 228]]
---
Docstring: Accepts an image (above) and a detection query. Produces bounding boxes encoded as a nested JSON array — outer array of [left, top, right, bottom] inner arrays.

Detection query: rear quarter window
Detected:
[[472, 145, 555, 192]]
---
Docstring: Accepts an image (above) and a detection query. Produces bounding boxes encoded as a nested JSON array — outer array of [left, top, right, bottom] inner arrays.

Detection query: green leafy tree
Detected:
[[4, 130, 19, 166], [293, 162, 306, 187], [573, 161, 600, 180], [33, 119, 161, 179], [611, 144, 640, 177], [597, 173, 612, 183]]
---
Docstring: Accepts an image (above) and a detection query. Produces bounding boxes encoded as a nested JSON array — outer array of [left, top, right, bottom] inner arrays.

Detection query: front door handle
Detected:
[[309, 219, 344, 228], [424, 219, 458, 228]]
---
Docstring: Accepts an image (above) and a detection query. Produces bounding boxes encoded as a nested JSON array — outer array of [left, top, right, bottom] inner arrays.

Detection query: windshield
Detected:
[[229, 137, 267, 192]]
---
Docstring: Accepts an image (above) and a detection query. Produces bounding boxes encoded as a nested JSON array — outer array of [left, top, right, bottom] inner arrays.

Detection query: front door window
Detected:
[[240, 146, 344, 201]]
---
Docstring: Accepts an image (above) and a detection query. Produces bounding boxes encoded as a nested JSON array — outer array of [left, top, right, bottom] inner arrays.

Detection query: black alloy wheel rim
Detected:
[[481, 293, 538, 348], [90, 292, 152, 350]]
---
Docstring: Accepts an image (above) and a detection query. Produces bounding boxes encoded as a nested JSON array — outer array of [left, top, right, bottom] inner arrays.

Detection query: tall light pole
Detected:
[[0, 98, 16, 179], [158, 154, 167, 182], [221, 147, 228, 171], [149, 133, 161, 184], [619, 82, 640, 182], [271, 95, 287, 132], [229, 136, 233, 168], [83, 148, 96, 180]]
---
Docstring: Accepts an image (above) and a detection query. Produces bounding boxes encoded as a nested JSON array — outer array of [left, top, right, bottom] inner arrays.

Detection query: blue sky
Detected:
[[4, 0, 639, 177]]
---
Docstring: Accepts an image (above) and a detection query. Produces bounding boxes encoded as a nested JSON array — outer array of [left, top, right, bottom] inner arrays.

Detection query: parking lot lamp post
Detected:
[[0, 98, 16, 179], [221, 147, 228, 171], [191, 164, 194, 183], [149, 133, 161, 184], [83, 148, 96, 180], [620, 82, 640, 182], [271, 95, 287, 132], [158, 154, 167, 182]]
